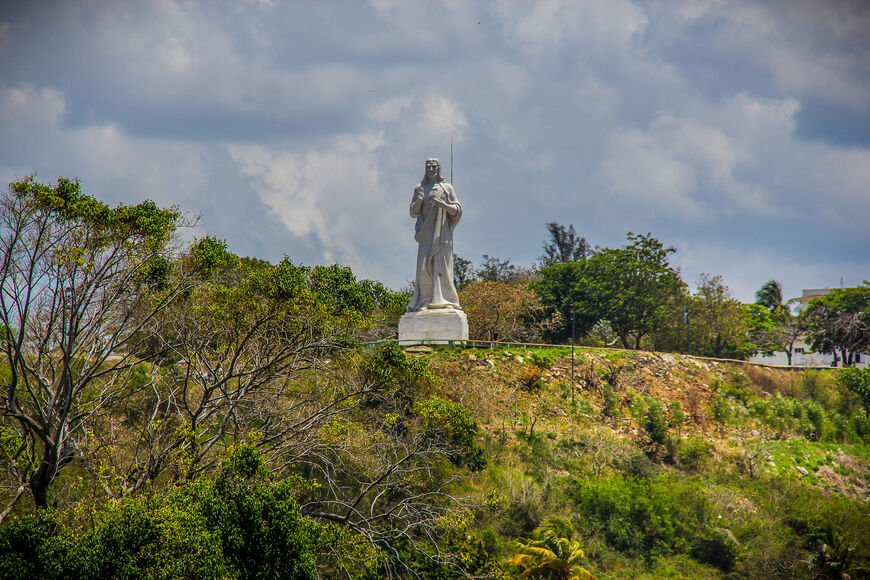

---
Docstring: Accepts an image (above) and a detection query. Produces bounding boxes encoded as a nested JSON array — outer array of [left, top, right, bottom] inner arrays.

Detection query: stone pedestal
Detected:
[[398, 308, 468, 345]]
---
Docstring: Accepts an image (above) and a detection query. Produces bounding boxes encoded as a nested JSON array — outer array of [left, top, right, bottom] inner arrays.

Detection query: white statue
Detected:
[[407, 158, 462, 311]]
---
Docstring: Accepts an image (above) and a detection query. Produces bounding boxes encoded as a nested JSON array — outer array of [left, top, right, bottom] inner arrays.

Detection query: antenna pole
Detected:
[[450, 138, 453, 184]]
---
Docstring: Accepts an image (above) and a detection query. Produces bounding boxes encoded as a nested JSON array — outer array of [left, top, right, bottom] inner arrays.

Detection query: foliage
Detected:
[[475, 254, 517, 283], [644, 399, 669, 451], [0, 175, 186, 512], [460, 280, 559, 342], [112, 252, 397, 489], [370, 514, 504, 579], [755, 280, 796, 321], [838, 367, 870, 413], [453, 255, 474, 291], [588, 319, 618, 347], [415, 396, 485, 470], [533, 260, 588, 343], [691, 274, 751, 359], [571, 233, 684, 349], [573, 474, 737, 571], [519, 365, 546, 392], [509, 517, 596, 579], [748, 280, 803, 364], [0, 446, 321, 580], [539, 222, 593, 266], [801, 283, 870, 366]]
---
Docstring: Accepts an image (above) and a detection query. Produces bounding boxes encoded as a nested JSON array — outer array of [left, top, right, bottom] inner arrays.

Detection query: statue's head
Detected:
[[423, 158, 444, 183]]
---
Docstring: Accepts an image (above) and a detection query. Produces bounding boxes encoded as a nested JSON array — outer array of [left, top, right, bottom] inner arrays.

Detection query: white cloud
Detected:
[[228, 131, 402, 270], [601, 127, 706, 219], [0, 85, 66, 129], [0, 0, 868, 296], [0, 82, 209, 225]]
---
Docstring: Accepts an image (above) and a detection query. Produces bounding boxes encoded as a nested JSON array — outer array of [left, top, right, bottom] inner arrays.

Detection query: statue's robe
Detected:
[[407, 180, 462, 311]]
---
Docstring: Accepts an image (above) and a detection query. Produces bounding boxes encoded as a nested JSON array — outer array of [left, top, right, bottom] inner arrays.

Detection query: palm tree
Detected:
[[509, 517, 596, 579], [755, 279, 801, 365], [755, 279, 796, 322]]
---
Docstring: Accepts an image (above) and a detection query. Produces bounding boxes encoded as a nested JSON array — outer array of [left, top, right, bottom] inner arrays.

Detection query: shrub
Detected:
[[711, 393, 733, 428], [0, 511, 57, 579], [668, 401, 686, 436], [644, 399, 669, 451], [0, 447, 320, 580], [530, 352, 557, 370], [802, 400, 828, 441], [848, 409, 870, 441], [677, 437, 713, 471], [519, 365, 546, 392], [601, 383, 620, 418], [691, 527, 740, 572], [837, 367, 870, 414], [573, 474, 723, 566], [415, 396, 486, 470]]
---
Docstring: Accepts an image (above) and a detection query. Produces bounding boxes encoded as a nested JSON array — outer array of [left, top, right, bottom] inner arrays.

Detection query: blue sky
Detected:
[[1, 0, 868, 302]]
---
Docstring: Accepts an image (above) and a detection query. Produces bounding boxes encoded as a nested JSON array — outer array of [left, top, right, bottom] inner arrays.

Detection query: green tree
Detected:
[[0, 446, 338, 580], [576, 233, 684, 349], [692, 274, 750, 359], [540, 222, 592, 266], [101, 253, 393, 491], [475, 254, 516, 283], [0, 176, 188, 514], [644, 399, 669, 454], [533, 261, 589, 343], [801, 283, 870, 366], [453, 254, 473, 291], [755, 280, 796, 320]]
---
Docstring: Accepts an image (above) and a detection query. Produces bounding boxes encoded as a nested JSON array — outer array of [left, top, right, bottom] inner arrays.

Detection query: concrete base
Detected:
[[398, 308, 469, 345]]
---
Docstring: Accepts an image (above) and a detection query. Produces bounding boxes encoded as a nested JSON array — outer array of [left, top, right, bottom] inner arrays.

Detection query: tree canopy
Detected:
[[0, 176, 187, 510], [540, 222, 592, 266], [574, 233, 684, 349], [801, 283, 870, 366]]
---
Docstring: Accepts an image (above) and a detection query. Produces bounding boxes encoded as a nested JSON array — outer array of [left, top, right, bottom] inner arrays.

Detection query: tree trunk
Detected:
[[30, 449, 58, 509], [713, 335, 723, 358], [30, 441, 74, 508], [786, 348, 792, 366]]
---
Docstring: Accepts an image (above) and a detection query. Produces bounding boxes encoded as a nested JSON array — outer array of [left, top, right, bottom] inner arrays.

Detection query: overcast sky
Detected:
[[1, 0, 868, 302]]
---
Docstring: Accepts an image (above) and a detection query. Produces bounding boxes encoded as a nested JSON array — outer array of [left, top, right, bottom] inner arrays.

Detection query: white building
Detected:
[[749, 288, 869, 368]]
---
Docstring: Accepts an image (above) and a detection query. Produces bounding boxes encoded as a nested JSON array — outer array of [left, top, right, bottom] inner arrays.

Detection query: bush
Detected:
[[415, 396, 486, 470], [0, 511, 57, 579], [644, 399, 669, 450], [530, 351, 557, 370], [802, 400, 828, 441], [677, 437, 713, 471], [0, 447, 319, 580], [573, 474, 721, 564], [691, 527, 740, 572], [574, 474, 745, 571], [519, 364, 546, 392], [710, 393, 733, 428], [837, 367, 870, 413], [601, 383, 620, 418]]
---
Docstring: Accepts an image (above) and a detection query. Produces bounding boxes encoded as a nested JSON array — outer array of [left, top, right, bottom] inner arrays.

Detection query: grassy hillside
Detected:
[[416, 345, 870, 578], [2, 343, 868, 578]]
